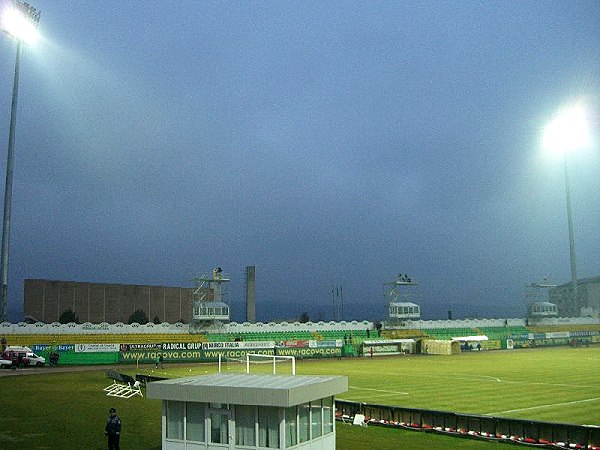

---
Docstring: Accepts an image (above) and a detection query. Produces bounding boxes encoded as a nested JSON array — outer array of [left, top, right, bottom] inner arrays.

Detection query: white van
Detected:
[[3, 346, 46, 367]]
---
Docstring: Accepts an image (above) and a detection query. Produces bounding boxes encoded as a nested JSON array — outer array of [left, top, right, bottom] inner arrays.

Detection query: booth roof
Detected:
[[147, 373, 348, 408]]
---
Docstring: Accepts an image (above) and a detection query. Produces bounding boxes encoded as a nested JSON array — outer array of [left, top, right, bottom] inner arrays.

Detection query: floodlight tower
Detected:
[[542, 103, 591, 312], [0, 1, 41, 322]]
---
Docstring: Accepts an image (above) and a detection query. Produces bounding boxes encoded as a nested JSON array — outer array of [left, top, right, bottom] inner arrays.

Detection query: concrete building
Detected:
[[549, 276, 600, 317], [23, 279, 212, 324], [147, 373, 348, 450], [245, 266, 256, 323]]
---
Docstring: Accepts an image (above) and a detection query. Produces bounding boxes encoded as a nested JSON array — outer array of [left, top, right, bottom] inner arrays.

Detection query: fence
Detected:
[[335, 399, 600, 449]]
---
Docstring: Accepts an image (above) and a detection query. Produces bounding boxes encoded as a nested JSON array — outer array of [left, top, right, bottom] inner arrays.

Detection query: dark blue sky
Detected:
[[1, 1, 598, 323]]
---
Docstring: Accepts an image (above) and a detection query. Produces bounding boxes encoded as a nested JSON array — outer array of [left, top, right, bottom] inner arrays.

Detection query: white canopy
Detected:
[[451, 335, 488, 342], [363, 339, 415, 345]]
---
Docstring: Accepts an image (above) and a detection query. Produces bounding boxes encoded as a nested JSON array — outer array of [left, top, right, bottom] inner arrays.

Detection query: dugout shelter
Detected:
[[147, 373, 348, 450], [362, 339, 415, 356]]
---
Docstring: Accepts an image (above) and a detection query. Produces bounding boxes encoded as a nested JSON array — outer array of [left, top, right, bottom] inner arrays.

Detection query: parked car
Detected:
[[0, 358, 12, 369], [2, 346, 46, 367], [2, 350, 26, 367], [24, 352, 46, 367]]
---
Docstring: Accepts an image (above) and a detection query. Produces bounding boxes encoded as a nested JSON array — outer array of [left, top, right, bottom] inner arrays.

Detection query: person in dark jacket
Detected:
[[105, 407, 122, 450]]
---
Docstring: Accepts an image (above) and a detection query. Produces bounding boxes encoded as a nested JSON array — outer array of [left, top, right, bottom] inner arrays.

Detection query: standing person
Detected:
[[105, 407, 122, 450], [155, 353, 164, 369]]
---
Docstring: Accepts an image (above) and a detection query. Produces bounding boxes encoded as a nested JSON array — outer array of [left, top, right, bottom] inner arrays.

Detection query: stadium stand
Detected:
[[528, 324, 600, 333], [424, 328, 479, 340], [381, 329, 426, 339], [476, 326, 529, 339]]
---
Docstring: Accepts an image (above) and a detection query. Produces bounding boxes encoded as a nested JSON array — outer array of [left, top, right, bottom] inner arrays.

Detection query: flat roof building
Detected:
[[147, 373, 348, 449], [23, 279, 211, 324]]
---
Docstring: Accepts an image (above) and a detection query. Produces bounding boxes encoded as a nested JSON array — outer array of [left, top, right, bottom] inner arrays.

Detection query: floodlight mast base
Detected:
[[0, 39, 22, 323]]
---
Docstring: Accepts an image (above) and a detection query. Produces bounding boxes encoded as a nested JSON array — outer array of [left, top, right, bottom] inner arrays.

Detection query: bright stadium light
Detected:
[[0, 0, 41, 322], [542, 102, 592, 312], [543, 104, 592, 158], [1, 2, 40, 43]]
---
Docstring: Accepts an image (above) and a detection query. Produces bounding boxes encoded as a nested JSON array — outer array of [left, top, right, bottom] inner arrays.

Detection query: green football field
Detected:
[[0, 346, 597, 449]]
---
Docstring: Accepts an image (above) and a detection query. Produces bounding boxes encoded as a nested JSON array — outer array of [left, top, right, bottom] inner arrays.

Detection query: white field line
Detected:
[[397, 372, 595, 389], [486, 397, 600, 416], [348, 385, 409, 396]]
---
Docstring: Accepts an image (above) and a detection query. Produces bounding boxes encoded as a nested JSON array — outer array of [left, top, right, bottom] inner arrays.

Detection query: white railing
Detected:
[[1, 316, 596, 335]]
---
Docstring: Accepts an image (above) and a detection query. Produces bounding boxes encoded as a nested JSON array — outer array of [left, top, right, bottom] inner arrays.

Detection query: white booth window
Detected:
[[258, 406, 280, 448], [311, 401, 322, 438], [285, 406, 297, 447], [236, 404, 256, 446], [298, 402, 310, 443], [186, 402, 205, 442], [210, 412, 229, 444], [166, 401, 184, 440], [323, 397, 334, 433]]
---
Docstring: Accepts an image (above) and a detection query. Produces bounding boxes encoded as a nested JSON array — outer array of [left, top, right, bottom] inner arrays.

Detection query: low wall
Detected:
[[31, 340, 343, 365], [0, 319, 375, 335], [335, 400, 600, 449]]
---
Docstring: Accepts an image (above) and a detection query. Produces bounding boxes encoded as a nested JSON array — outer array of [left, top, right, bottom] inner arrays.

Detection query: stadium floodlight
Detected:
[[542, 103, 592, 310], [0, 1, 41, 322], [543, 104, 592, 158], [1, 1, 41, 43]]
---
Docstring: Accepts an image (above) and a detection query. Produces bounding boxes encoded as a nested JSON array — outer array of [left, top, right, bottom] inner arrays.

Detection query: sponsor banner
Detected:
[[119, 347, 275, 363], [546, 332, 570, 339], [275, 347, 342, 358], [522, 333, 546, 340], [570, 330, 599, 337], [512, 333, 530, 340], [200, 341, 275, 350], [511, 337, 571, 348], [309, 340, 343, 348], [163, 342, 204, 350], [75, 343, 120, 353], [120, 343, 162, 351], [119, 345, 342, 363], [279, 340, 309, 348], [277, 340, 341, 349], [32, 344, 74, 352]]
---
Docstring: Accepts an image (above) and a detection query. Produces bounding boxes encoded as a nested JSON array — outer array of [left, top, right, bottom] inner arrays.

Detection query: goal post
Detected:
[[218, 353, 296, 375], [246, 353, 296, 375]]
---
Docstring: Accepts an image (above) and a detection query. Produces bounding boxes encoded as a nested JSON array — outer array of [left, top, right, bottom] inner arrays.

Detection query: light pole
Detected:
[[543, 104, 591, 313], [0, 1, 41, 322]]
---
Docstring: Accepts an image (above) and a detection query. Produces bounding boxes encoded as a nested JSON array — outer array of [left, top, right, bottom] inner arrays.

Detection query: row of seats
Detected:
[[476, 327, 525, 339], [528, 324, 600, 333], [316, 330, 372, 339], [204, 330, 374, 342], [2, 333, 208, 347], [380, 330, 426, 339], [15, 324, 596, 348], [425, 328, 479, 339]]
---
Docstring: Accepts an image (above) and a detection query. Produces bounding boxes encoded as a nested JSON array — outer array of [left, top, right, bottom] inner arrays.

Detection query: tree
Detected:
[[59, 309, 79, 324], [298, 312, 310, 323], [128, 309, 148, 325]]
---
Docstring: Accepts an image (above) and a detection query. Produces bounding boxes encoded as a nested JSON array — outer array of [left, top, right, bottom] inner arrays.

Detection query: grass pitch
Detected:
[[0, 346, 597, 449]]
